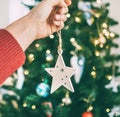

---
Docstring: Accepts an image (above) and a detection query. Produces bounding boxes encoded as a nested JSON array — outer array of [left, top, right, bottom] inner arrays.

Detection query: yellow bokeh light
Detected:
[[94, 40, 99, 45], [23, 102, 27, 107], [102, 23, 108, 28], [46, 49, 51, 54], [46, 55, 53, 62], [88, 106, 93, 111], [31, 105, 36, 110], [95, 51, 100, 56], [93, 66, 96, 70], [106, 75, 112, 80], [70, 38, 75, 43], [91, 71, 96, 78], [35, 43, 40, 48], [95, 13, 100, 18], [99, 34, 106, 44], [49, 35, 54, 39], [28, 54, 35, 61], [110, 32, 115, 38], [99, 43, 104, 48], [75, 17, 81, 23], [29, 54, 34, 58], [106, 108, 110, 113], [66, 13, 71, 18], [24, 70, 29, 75]]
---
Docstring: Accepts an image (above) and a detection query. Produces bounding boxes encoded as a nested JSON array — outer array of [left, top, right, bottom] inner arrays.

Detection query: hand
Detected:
[[5, 0, 72, 51], [28, 0, 71, 39]]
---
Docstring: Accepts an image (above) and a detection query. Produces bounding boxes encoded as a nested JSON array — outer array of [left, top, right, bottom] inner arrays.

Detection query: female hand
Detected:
[[29, 0, 71, 39], [6, 0, 72, 50]]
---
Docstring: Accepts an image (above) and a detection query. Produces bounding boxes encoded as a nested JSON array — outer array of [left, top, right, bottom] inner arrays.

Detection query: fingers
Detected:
[[54, 14, 67, 22], [54, 6, 68, 23], [54, 8, 68, 27], [48, 6, 68, 27], [57, 7, 68, 14], [54, 20, 64, 28], [53, 6, 68, 31], [48, 0, 70, 34]]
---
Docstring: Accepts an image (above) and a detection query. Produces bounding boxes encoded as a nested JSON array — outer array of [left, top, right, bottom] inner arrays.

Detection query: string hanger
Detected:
[[57, 30, 63, 54], [57, 15, 63, 54]]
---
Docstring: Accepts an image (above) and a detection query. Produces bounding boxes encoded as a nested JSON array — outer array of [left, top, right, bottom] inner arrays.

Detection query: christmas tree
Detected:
[[0, 0, 120, 117]]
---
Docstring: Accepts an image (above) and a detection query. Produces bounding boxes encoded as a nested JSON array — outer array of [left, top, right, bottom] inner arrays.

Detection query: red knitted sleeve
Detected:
[[0, 29, 25, 85]]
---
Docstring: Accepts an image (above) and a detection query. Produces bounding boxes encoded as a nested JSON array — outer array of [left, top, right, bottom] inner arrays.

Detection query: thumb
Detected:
[[64, 0, 72, 6]]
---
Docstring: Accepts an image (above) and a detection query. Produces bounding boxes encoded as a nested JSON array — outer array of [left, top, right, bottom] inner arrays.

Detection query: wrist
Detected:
[[5, 15, 36, 51]]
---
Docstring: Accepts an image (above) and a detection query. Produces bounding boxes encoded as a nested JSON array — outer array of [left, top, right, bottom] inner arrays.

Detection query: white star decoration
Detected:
[[45, 53, 76, 94]]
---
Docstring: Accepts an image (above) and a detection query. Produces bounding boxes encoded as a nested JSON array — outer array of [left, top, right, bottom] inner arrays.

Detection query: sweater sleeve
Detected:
[[0, 29, 25, 85]]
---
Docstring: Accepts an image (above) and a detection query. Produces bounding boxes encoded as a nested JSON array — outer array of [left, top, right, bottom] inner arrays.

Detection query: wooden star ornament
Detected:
[[45, 53, 76, 93]]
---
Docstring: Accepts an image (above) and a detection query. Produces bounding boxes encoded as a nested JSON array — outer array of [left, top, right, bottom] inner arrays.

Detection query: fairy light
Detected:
[[103, 29, 108, 34], [110, 32, 115, 38], [23, 102, 27, 107], [91, 66, 96, 78], [94, 39, 99, 46], [95, 50, 100, 56], [35, 43, 40, 48], [103, 29, 110, 37], [46, 55, 53, 61], [41, 78, 45, 82], [106, 108, 110, 113], [24, 70, 29, 75], [29, 54, 34, 58], [102, 23, 108, 28], [106, 75, 112, 80], [46, 49, 53, 61], [70, 38, 75, 42], [31, 105, 36, 110], [99, 34, 106, 44], [105, 32, 110, 38], [46, 49, 51, 54], [99, 43, 104, 48], [75, 17, 81, 23], [91, 71, 96, 78], [95, 13, 100, 18], [28, 54, 35, 62], [66, 13, 71, 18], [49, 35, 54, 39], [88, 106, 93, 111], [93, 66, 96, 70]]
